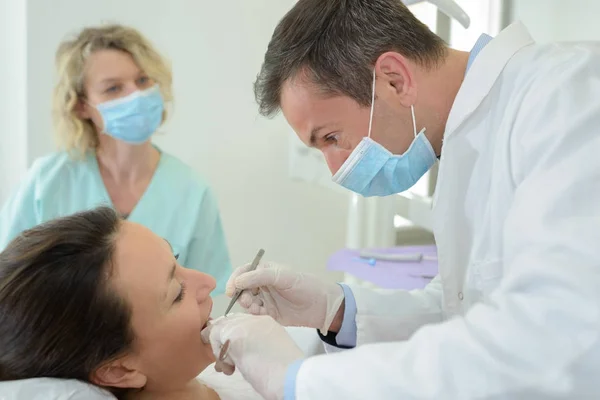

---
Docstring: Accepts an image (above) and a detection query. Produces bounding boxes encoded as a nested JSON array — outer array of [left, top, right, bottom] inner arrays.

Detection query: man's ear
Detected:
[[375, 51, 417, 108], [90, 356, 147, 389]]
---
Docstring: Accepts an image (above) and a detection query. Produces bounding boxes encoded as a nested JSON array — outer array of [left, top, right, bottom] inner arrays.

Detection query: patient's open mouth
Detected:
[[202, 317, 213, 331]]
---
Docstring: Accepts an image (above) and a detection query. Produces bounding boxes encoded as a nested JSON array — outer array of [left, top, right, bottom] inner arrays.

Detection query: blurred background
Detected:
[[1, 0, 598, 313]]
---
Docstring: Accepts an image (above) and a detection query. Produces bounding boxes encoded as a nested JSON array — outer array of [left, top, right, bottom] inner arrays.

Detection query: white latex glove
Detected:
[[201, 313, 304, 400], [226, 261, 345, 334]]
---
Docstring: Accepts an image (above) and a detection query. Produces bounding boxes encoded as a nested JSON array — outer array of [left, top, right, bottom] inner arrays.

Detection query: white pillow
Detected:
[[0, 378, 115, 400]]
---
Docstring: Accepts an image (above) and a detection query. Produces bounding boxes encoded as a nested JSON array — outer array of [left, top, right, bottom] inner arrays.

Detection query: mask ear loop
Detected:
[[367, 69, 376, 139], [410, 105, 418, 138], [82, 97, 108, 134]]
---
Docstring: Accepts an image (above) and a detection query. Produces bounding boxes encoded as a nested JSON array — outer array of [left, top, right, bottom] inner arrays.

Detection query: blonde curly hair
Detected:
[[52, 24, 173, 156]]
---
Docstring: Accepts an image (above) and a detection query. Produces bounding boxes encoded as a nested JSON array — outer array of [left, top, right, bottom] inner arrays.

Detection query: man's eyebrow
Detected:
[[309, 125, 326, 147]]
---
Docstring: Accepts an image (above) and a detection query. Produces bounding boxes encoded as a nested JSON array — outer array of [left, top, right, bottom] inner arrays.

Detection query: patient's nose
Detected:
[[191, 270, 216, 303]]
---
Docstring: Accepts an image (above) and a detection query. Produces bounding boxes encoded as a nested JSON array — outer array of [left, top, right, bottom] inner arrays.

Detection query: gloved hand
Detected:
[[226, 261, 345, 334], [201, 313, 304, 400]]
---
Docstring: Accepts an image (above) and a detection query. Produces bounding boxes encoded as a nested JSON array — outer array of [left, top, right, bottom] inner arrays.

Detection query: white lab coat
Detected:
[[295, 22, 600, 399]]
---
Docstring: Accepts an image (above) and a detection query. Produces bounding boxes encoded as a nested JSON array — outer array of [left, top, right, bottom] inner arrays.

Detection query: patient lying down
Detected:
[[0, 207, 263, 399]]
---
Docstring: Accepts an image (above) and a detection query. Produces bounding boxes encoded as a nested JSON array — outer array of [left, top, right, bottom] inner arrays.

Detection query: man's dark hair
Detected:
[[254, 0, 447, 117]]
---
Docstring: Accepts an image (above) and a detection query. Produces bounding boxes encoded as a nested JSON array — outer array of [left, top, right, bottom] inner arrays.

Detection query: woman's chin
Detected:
[[201, 317, 212, 331], [203, 339, 217, 364], [198, 316, 216, 367]]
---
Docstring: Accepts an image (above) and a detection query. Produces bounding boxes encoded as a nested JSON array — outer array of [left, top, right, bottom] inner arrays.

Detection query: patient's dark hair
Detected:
[[0, 206, 132, 397]]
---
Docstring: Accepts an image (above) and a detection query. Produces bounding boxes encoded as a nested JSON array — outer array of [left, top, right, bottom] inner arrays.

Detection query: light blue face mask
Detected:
[[95, 84, 164, 145], [332, 70, 437, 197]]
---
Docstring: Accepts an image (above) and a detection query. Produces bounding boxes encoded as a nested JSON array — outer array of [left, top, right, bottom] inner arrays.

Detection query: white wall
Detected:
[[13, 0, 349, 312], [508, 0, 600, 41], [0, 0, 28, 203]]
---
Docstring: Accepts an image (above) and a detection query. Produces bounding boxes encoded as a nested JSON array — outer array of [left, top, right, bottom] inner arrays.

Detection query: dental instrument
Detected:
[[354, 257, 377, 266], [358, 250, 437, 263], [224, 248, 265, 316], [409, 274, 437, 280]]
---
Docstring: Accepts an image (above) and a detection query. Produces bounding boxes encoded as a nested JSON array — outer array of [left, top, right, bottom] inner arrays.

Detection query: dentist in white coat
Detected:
[[202, 0, 600, 399]]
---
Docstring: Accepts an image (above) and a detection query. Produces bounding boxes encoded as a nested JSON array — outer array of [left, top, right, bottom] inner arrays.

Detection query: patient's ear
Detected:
[[90, 356, 147, 389]]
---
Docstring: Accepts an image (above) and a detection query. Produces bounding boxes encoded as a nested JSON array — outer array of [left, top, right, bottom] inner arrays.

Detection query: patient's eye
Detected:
[[175, 254, 180, 260], [174, 281, 186, 303]]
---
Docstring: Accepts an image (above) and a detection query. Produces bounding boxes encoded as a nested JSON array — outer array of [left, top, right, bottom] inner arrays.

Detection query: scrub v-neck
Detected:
[[89, 149, 164, 221]]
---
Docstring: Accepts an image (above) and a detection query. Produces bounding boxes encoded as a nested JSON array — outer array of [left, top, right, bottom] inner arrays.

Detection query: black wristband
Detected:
[[316, 329, 354, 349]]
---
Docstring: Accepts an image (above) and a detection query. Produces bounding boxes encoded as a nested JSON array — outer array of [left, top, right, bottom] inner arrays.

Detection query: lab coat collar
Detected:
[[444, 21, 535, 141]]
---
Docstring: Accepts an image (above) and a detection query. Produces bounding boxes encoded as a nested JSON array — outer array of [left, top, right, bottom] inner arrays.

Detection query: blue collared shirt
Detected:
[[283, 33, 494, 400], [466, 33, 493, 72]]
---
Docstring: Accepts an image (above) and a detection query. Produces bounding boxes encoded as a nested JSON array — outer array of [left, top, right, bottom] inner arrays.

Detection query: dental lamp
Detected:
[[403, 0, 471, 28]]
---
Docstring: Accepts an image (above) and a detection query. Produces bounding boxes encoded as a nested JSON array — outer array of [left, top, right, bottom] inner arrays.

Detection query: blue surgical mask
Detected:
[[332, 70, 436, 197], [95, 85, 164, 145]]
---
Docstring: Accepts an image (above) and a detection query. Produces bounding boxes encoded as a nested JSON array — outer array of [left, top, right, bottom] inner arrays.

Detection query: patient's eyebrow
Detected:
[[163, 262, 177, 303], [167, 262, 176, 284], [164, 238, 177, 294], [164, 238, 173, 253]]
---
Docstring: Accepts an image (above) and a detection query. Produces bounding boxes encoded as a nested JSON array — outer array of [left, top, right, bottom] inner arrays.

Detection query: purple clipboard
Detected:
[[327, 245, 438, 290]]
